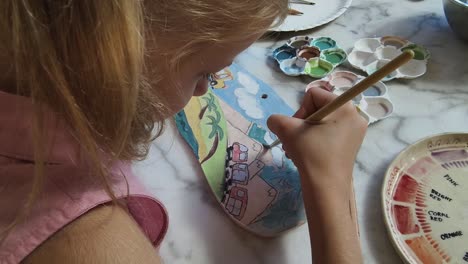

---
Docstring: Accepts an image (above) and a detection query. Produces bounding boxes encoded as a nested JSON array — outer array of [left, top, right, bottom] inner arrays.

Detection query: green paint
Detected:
[[315, 42, 333, 50], [304, 59, 333, 78], [402, 44, 429, 60], [325, 53, 344, 64], [309, 67, 328, 76], [197, 91, 228, 201]]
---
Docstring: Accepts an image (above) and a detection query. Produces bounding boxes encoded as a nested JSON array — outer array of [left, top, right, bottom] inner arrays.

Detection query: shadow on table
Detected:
[[180, 182, 292, 264], [362, 160, 404, 264]]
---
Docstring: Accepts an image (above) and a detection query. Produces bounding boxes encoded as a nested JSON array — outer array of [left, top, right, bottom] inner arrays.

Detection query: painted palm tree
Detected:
[[201, 110, 224, 164], [198, 93, 216, 120]]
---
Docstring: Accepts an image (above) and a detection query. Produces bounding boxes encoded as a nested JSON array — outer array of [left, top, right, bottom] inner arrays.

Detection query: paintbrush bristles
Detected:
[[267, 50, 415, 149]]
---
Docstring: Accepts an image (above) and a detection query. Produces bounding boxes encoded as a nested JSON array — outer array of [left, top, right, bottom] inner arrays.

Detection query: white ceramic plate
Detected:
[[271, 0, 353, 32], [382, 133, 468, 264]]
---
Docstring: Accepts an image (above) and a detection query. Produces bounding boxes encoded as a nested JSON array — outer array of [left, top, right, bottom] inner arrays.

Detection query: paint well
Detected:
[[354, 38, 381, 53], [363, 86, 382, 96], [298, 46, 320, 60], [393, 205, 420, 234], [384, 40, 406, 48], [381, 36, 408, 49], [401, 44, 430, 61], [321, 48, 347, 65], [332, 77, 355, 87], [279, 59, 304, 76], [289, 40, 309, 49], [405, 237, 441, 263], [314, 41, 334, 50], [275, 50, 296, 61], [393, 175, 420, 203], [304, 59, 333, 78], [306, 80, 334, 92], [330, 72, 358, 88], [282, 65, 303, 75], [366, 102, 390, 119], [407, 156, 437, 179], [324, 52, 345, 64], [431, 149, 468, 162], [312, 37, 337, 51], [308, 67, 328, 76]]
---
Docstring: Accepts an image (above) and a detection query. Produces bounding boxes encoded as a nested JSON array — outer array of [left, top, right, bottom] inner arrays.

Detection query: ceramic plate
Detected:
[[270, 0, 353, 32], [382, 133, 468, 263]]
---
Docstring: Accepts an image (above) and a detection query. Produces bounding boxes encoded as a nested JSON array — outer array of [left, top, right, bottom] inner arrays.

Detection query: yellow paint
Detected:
[[212, 68, 234, 89]]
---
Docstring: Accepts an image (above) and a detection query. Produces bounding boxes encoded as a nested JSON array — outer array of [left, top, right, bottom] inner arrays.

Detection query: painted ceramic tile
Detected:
[[175, 63, 306, 237]]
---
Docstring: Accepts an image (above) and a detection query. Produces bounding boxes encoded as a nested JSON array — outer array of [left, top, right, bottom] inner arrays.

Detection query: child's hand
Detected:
[[268, 88, 366, 263], [267, 88, 367, 190]]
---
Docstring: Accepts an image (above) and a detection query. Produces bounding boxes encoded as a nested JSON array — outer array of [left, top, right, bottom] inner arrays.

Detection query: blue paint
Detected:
[[248, 160, 305, 232], [174, 111, 199, 159], [282, 65, 303, 75], [363, 86, 382, 96], [212, 63, 295, 131], [212, 64, 305, 234], [248, 123, 268, 145], [275, 50, 296, 62], [272, 44, 296, 62]]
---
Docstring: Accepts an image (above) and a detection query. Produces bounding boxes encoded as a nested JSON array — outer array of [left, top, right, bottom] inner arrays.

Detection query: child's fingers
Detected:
[[267, 114, 302, 140], [293, 88, 338, 119]]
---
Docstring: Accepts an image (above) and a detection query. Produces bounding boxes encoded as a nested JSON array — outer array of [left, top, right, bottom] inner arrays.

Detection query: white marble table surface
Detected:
[[133, 0, 468, 263]]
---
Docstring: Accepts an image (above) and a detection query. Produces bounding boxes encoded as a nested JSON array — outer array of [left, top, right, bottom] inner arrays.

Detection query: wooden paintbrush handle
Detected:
[[306, 50, 415, 122]]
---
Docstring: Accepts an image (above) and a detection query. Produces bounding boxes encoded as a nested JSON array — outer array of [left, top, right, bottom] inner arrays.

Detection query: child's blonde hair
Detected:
[[0, 0, 287, 238]]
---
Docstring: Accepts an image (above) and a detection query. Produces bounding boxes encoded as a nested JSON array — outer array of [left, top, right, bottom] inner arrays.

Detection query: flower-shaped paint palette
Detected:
[[273, 36, 347, 79], [305, 71, 393, 124], [383, 133, 468, 264], [348, 36, 430, 81]]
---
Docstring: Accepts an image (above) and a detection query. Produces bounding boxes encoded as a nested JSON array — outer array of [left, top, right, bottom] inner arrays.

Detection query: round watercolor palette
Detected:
[[272, 36, 347, 79], [305, 71, 393, 124], [382, 133, 468, 264], [348, 36, 430, 81]]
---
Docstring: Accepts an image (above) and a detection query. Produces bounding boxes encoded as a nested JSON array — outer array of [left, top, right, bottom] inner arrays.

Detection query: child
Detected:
[[0, 1, 366, 263]]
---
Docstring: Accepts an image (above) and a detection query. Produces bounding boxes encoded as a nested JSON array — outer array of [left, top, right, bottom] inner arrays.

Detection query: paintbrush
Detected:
[[265, 50, 415, 149], [288, 8, 304, 15], [290, 0, 316, 5]]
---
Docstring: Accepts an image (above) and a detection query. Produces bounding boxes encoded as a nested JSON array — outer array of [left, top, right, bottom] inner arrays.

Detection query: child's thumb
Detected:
[[267, 114, 298, 139]]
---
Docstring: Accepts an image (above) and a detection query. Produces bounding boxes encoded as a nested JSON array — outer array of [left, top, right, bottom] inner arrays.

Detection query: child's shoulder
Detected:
[[23, 205, 162, 264]]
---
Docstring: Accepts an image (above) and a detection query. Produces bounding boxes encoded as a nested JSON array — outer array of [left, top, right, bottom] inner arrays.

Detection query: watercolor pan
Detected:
[[382, 133, 468, 264], [273, 36, 347, 79], [305, 71, 393, 124], [348, 36, 430, 81]]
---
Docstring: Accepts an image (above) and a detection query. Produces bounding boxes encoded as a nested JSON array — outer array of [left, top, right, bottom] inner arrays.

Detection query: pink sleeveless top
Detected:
[[0, 91, 168, 263]]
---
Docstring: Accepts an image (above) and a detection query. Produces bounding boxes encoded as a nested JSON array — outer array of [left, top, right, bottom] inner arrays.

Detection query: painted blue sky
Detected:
[[212, 63, 295, 132]]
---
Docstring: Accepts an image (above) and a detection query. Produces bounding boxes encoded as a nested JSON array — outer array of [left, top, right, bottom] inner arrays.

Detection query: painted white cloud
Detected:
[[233, 72, 264, 119], [238, 72, 260, 94]]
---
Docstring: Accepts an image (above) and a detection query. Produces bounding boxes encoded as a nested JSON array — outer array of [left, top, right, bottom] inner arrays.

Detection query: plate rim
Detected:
[[270, 0, 353, 32], [381, 132, 468, 264]]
